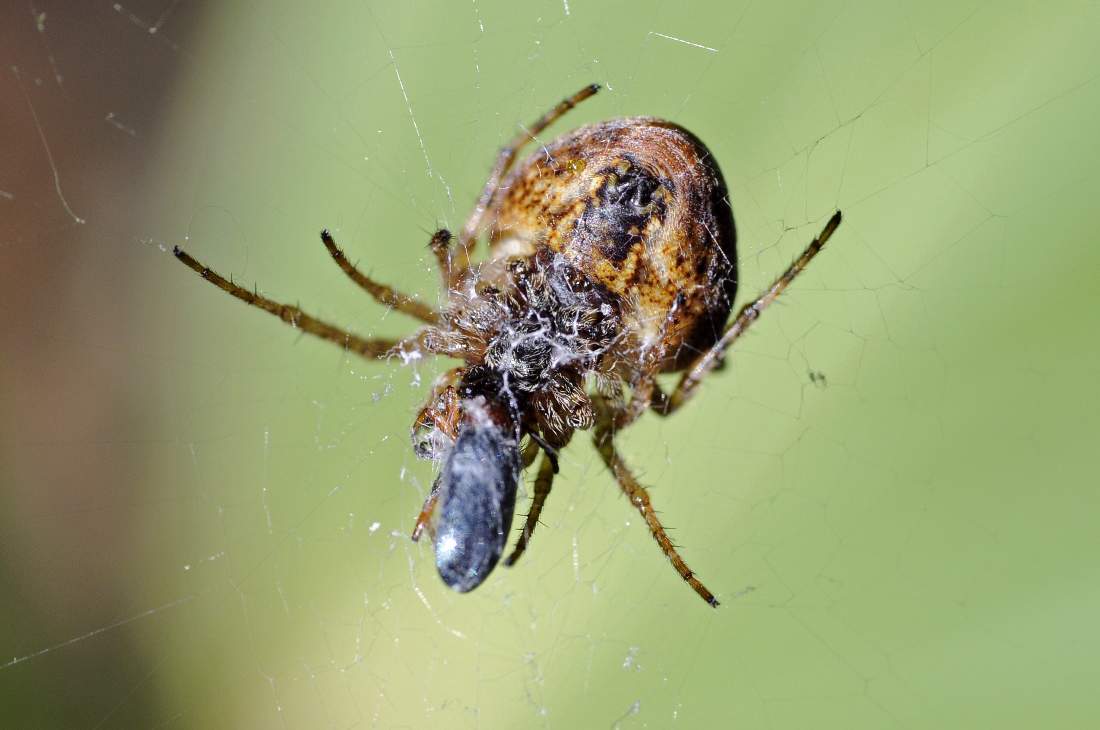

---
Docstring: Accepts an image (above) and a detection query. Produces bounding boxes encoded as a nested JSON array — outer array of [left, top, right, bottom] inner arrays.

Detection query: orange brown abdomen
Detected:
[[487, 117, 737, 370]]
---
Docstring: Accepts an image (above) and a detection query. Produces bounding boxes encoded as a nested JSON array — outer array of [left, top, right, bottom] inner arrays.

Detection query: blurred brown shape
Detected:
[[0, 2, 205, 726]]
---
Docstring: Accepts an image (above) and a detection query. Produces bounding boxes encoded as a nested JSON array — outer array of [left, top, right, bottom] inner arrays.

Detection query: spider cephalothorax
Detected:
[[439, 251, 623, 433], [408, 250, 623, 468], [173, 83, 841, 605]]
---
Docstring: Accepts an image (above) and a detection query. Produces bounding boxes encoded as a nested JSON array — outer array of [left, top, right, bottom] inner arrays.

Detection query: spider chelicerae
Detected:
[[174, 84, 841, 606]]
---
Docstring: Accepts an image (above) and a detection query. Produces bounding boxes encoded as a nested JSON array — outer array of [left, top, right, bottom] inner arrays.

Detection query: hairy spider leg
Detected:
[[504, 449, 560, 567], [173, 247, 422, 359], [427, 229, 456, 288], [454, 83, 602, 275], [520, 436, 542, 468], [653, 211, 842, 416], [593, 399, 719, 606], [320, 230, 439, 324], [614, 373, 657, 430]]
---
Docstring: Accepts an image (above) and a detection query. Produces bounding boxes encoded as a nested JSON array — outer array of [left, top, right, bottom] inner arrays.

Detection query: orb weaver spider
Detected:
[[174, 84, 841, 606]]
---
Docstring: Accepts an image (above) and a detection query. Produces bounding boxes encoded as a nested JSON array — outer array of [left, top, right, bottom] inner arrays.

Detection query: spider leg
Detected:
[[613, 373, 656, 431], [520, 435, 541, 469], [320, 230, 439, 324], [456, 83, 601, 271], [593, 399, 718, 606], [411, 474, 442, 542], [654, 211, 842, 417], [173, 246, 422, 359], [427, 229, 456, 288], [526, 430, 560, 473], [503, 451, 557, 567]]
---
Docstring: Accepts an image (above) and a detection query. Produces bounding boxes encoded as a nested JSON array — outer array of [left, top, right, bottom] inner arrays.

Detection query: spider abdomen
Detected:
[[489, 117, 738, 370]]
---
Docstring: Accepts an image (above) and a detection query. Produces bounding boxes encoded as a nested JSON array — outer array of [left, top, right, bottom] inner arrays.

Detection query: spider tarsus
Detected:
[[428, 229, 452, 250], [563, 84, 600, 111], [321, 229, 345, 259], [809, 211, 841, 253]]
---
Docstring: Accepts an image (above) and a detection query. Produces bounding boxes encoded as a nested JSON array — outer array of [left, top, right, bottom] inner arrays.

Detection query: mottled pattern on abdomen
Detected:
[[487, 117, 737, 371]]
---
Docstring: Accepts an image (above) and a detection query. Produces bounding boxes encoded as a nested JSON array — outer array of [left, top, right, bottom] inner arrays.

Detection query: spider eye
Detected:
[[433, 417, 520, 593]]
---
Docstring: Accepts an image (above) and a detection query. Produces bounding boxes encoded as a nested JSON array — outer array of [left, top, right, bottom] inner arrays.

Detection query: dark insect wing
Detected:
[[433, 415, 521, 592]]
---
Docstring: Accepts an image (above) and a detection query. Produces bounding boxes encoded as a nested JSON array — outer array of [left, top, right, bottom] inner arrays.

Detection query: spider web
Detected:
[[2, 1, 1100, 727]]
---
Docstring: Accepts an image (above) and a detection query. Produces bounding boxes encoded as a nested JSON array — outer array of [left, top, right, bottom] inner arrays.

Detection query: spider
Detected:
[[174, 84, 841, 606]]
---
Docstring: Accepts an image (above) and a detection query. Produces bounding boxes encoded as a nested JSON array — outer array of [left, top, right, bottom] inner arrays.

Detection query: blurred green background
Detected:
[[2, 0, 1099, 727]]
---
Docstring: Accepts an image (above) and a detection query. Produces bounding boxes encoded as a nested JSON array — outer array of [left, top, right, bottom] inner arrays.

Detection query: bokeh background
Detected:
[[3, 1, 1099, 727]]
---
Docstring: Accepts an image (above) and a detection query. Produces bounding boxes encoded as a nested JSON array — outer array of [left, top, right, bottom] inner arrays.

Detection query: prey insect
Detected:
[[174, 84, 841, 606]]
